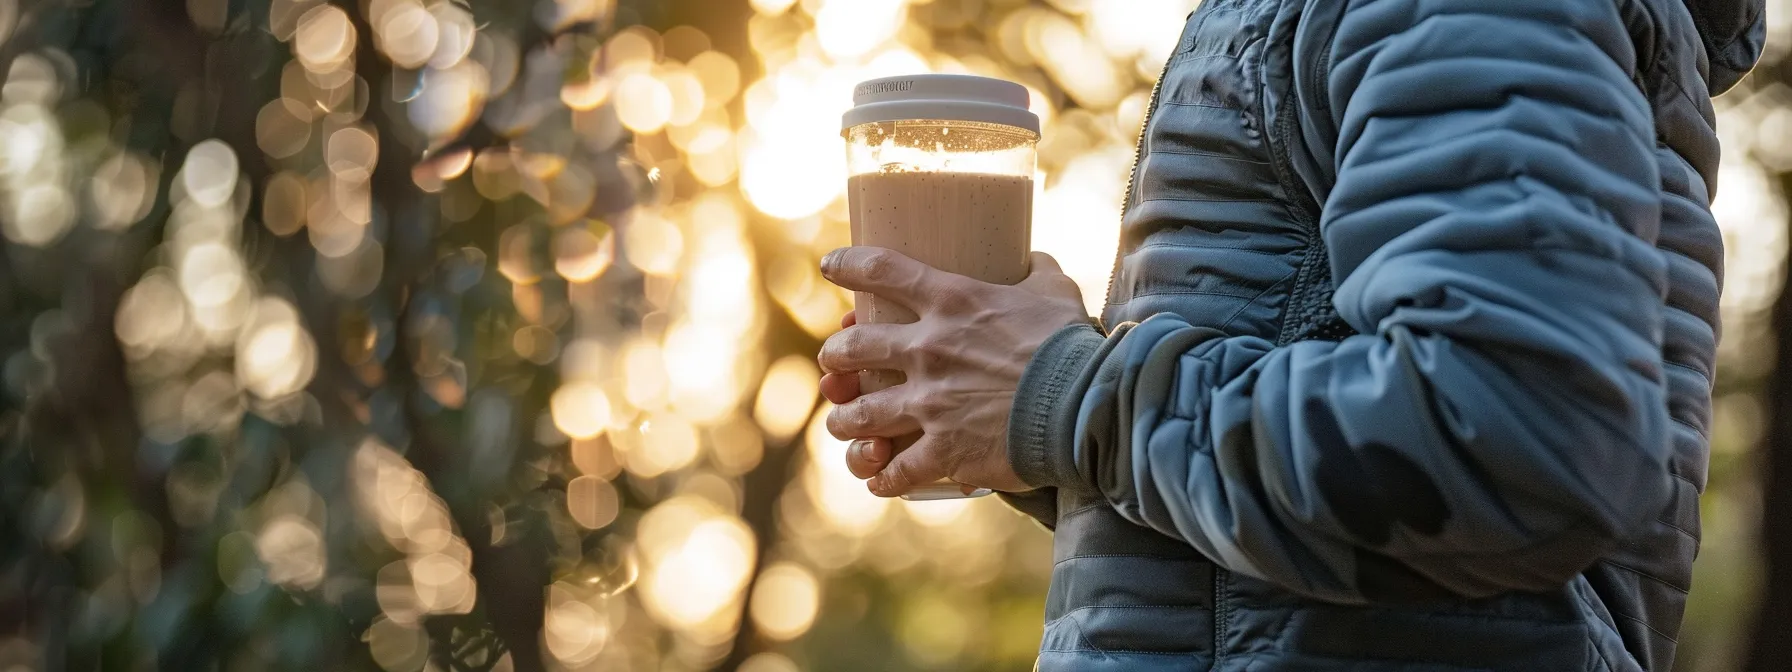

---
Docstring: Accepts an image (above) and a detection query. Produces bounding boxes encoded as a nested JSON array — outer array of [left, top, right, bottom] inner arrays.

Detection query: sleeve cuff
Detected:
[[1008, 321, 1106, 491], [996, 488, 1059, 530]]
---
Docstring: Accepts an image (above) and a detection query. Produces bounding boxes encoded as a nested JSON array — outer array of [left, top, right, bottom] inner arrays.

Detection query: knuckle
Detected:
[[884, 461, 915, 487], [860, 249, 896, 284], [843, 399, 891, 435], [827, 404, 860, 436], [835, 329, 864, 359], [823, 328, 876, 371], [899, 392, 925, 420], [843, 401, 870, 428], [878, 332, 900, 362]]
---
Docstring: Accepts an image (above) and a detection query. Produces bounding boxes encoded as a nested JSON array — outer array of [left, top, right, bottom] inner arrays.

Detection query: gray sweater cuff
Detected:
[[1008, 322, 1106, 491]]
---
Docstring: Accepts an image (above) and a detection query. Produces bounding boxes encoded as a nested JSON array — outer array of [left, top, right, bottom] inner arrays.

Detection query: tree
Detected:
[[0, 0, 651, 668]]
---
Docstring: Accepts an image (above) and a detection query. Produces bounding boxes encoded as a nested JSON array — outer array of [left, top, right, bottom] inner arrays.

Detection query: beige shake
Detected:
[[847, 171, 1033, 392]]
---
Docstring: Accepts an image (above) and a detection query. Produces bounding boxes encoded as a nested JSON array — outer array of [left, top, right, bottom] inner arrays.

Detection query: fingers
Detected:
[[844, 437, 893, 479], [826, 389, 922, 441], [817, 323, 911, 374], [819, 310, 863, 405], [818, 372, 860, 405], [821, 247, 966, 312], [868, 437, 951, 498]]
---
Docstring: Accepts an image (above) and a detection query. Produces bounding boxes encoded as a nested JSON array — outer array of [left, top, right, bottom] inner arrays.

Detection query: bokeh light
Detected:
[[552, 381, 615, 440], [748, 562, 821, 641], [256, 514, 326, 590], [753, 355, 820, 442], [235, 297, 318, 399], [6, 1, 1784, 670]]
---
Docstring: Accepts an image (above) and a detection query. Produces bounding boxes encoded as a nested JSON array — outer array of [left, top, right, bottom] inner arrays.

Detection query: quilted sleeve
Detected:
[[1006, 0, 1674, 602]]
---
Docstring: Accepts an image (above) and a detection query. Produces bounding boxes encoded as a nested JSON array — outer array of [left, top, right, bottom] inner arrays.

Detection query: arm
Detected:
[[1008, 0, 1673, 603]]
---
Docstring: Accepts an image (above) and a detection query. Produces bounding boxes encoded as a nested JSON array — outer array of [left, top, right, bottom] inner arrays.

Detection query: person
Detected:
[[815, 0, 1765, 669]]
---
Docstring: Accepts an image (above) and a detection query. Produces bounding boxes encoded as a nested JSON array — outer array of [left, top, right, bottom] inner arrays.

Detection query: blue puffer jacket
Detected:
[[1001, 0, 1764, 670]]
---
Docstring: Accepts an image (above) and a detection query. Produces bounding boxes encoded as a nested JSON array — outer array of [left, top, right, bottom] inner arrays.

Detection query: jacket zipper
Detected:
[[1104, 26, 1235, 663], [1103, 56, 1172, 314], [1213, 564, 1230, 661]]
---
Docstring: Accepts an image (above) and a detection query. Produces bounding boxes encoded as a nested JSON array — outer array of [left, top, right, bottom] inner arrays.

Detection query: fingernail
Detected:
[[850, 439, 874, 461], [821, 248, 844, 276]]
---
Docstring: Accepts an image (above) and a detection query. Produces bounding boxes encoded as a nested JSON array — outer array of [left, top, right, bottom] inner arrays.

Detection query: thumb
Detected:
[[1026, 251, 1064, 276], [867, 438, 950, 498], [1019, 251, 1083, 302]]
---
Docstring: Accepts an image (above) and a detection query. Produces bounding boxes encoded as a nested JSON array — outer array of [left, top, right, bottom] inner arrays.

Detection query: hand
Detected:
[[816, 247, 1088, 497]]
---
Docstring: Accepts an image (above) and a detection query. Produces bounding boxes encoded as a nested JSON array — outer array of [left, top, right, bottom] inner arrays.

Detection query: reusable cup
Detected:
[[842, 74, 1040, 501]]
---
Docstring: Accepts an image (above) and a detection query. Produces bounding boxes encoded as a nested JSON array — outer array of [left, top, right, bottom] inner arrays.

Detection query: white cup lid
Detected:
[[842, 74, 1040, 135]]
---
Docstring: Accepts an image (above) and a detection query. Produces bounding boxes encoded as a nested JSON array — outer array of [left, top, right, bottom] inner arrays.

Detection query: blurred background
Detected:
[[0, 0, 1788, 670]]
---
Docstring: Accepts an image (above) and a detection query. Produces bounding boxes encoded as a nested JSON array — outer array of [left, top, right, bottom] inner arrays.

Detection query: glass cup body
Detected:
[[842, 119, 1038, 501]]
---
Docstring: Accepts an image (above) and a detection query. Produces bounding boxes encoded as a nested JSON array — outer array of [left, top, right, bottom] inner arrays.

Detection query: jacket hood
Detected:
[[1685, 0, 1766, 94]]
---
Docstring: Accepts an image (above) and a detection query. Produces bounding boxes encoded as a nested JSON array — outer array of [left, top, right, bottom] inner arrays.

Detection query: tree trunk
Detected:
[[1742, 169, 1792, 670], [646, 4, 776, 669]]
